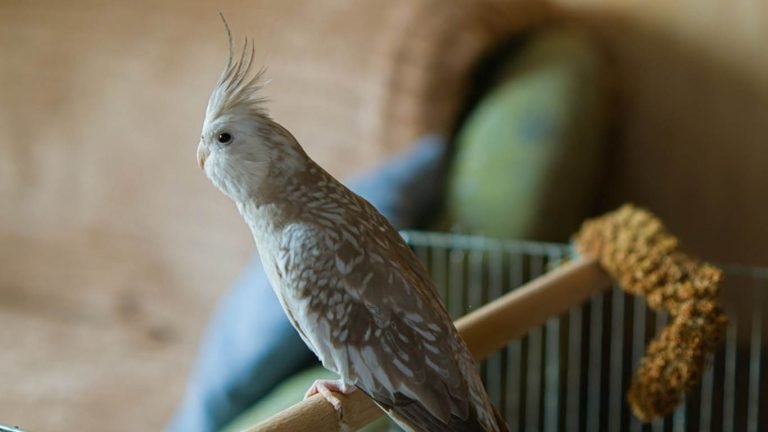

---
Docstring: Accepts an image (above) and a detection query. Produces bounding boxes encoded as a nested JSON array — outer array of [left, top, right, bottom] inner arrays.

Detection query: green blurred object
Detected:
[[222, 366, 395, 432], [445, 27, 608, 241]]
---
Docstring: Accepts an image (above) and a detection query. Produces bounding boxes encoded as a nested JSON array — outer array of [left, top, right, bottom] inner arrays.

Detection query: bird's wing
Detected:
[[277, 177, 505, 431], [306, 207, 497, 430], [341, 239, 468, 420]]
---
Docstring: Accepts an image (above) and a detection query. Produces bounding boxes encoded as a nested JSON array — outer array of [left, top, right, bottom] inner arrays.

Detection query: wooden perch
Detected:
[[247, 256, 612, 431]]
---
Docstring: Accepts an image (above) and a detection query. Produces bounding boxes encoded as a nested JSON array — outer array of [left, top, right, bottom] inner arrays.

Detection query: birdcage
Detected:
[[399, 230, 766, 432]]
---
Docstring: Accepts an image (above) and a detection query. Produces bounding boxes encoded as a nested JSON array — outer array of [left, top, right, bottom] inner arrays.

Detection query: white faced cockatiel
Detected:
[[196, 21, 508, 432]]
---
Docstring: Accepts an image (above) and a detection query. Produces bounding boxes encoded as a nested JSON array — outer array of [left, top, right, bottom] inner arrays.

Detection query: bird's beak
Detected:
[[197, 145, 210, 170]]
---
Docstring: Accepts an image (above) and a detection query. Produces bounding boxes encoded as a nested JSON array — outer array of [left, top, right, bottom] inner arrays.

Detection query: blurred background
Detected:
[[1, 0, 767, 430]]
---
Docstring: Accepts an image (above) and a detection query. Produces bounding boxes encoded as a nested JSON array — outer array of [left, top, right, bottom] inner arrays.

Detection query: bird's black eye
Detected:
[[217, 132, 232, 145]]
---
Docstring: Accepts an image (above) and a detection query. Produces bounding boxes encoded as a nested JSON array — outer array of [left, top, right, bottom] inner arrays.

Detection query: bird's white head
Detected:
[[197, 16, 303, 203]]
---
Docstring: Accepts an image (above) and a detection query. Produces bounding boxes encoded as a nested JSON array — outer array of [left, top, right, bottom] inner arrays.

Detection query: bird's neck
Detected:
[[236, 199, 283, 247], [235, 156, 335, 243]]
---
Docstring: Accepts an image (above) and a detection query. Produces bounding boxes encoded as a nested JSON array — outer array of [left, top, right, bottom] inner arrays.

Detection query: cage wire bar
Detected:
[[400, 231, 767, 432]]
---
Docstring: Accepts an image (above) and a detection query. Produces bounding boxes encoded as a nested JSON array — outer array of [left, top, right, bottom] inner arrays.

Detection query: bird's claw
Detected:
[[305, 379, 356, 420]]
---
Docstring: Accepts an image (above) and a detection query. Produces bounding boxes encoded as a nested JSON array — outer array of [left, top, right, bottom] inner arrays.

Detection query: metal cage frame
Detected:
[[401, 231, 766, 432]]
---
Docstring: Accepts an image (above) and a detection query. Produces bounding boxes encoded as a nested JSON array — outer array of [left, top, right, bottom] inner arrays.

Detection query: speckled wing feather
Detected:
[[340, 230, 502, 432], [276, 168, 506, 432]]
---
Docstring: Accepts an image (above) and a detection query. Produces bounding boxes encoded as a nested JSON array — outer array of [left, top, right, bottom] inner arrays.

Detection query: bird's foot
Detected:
[[304, 378, 356, 420]]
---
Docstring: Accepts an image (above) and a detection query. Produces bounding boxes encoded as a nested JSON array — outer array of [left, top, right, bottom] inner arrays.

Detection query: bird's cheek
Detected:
[[203, 155, 223, 184], [203, 159, 239, 200]]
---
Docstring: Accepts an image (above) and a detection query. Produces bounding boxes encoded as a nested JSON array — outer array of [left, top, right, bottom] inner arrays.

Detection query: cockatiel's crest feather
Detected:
[[206, 14, 270, 124]]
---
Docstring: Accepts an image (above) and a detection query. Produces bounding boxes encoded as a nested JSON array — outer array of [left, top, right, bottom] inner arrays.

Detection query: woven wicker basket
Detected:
[[378, 0, 555, 151]]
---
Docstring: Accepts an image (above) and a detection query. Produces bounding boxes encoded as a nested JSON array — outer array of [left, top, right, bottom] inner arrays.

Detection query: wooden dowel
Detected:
[[457, 256, 611, 361], [248, 256, 612, 431], [247, 389, 382, 432]]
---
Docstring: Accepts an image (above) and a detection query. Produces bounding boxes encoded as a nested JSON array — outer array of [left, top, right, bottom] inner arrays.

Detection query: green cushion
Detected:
[[444, 27, 608, 241]]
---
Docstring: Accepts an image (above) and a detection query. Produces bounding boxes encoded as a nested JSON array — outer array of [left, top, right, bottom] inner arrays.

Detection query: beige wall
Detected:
[[552, 0, 768, 266], [1, 0, 766, 430]]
